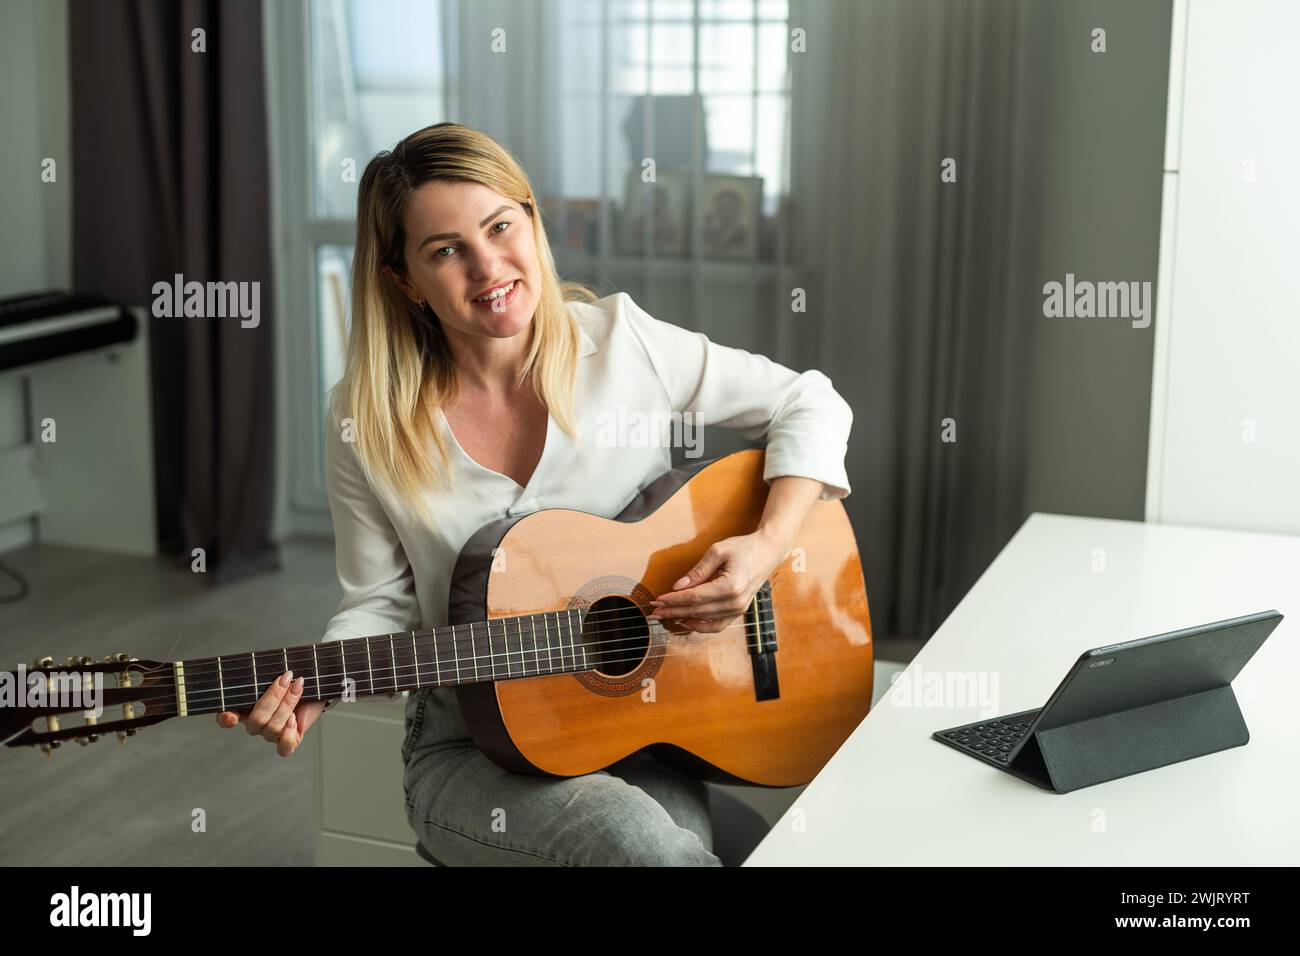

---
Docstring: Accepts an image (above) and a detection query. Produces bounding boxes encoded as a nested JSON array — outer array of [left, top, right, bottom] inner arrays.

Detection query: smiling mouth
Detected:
[[473, 279, 518, 303], [472, 279, 520, 308]]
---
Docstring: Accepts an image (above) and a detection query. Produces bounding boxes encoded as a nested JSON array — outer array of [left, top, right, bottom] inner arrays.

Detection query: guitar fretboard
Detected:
[[172, 608, 591, 717]]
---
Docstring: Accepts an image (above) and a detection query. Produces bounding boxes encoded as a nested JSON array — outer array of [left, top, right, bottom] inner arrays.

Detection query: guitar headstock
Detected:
[[1, 653, 173, 753]]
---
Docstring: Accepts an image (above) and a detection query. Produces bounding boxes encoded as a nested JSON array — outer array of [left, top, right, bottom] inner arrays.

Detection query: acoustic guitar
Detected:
[[2, 449, 873, 786]]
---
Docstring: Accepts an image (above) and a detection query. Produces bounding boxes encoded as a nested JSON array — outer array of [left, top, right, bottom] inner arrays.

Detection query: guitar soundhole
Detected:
[[582, 596, 650, 677]]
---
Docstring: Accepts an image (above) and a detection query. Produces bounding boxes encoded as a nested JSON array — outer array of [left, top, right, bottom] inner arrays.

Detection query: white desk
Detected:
[[746, 513, 1298, 866]]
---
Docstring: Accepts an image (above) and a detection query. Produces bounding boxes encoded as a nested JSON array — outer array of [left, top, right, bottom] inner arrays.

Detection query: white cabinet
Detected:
[[313, 694, 425, 866], [1146, 0, 1300, 534]]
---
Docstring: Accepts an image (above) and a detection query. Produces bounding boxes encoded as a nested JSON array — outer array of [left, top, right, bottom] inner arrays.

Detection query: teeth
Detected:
[[476, 281, 515, 302]]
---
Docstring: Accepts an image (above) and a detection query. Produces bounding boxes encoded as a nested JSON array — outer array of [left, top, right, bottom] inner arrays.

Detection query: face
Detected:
[[384, 179, 542, 343]]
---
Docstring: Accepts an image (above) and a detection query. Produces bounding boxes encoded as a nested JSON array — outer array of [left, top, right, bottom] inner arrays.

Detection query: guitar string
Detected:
[[149, 610, 779, 702], [27, 634, 794, 732], [20, 607, 780, 689], [34, 597, 766, 670], [21, 604, 774, 680], [54, 613, 789, 717], [106, 605, 777, 681], [32, 598, 754, 671]]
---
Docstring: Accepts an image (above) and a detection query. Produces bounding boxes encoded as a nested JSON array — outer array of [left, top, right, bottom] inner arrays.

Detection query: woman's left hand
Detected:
[[649, 530, 790, 634]]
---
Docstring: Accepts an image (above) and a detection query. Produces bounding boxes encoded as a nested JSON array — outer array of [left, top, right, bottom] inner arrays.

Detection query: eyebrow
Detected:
[[416, 205, 513, 251]]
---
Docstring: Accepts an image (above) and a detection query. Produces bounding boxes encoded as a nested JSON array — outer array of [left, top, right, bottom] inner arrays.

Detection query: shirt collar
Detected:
[[577, 321, 597, 359]]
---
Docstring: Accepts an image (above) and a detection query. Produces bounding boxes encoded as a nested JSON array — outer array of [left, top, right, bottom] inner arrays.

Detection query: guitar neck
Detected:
[[173, 608, 592, 717]]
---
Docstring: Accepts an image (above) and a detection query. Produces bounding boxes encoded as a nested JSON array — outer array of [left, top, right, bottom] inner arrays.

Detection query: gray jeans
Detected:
[[401, 686, 723, 866]]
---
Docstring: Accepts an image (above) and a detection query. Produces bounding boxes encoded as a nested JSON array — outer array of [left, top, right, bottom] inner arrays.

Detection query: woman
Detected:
[[217, 122, 853, 866]]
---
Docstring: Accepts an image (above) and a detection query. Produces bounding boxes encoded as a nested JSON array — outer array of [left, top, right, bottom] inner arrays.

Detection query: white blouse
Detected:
[[321, 291, 853, 643]]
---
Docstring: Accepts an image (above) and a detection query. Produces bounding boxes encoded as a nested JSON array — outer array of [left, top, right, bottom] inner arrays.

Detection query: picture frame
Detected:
[[701, 173, 763, 261], [618, 167, 691, 258]]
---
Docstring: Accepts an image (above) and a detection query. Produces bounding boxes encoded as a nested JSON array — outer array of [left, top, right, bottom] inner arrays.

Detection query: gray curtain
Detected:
[[790, 0, 1047, 642], [70, 0, 279, 584]]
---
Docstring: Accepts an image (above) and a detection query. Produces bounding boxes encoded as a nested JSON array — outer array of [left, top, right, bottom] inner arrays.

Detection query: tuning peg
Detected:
[[63, 656, 77, 667], [35, 655, 53, 669]]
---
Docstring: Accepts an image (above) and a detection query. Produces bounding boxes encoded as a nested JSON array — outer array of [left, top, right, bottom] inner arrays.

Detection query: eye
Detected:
[[430, 221, 509, 261]]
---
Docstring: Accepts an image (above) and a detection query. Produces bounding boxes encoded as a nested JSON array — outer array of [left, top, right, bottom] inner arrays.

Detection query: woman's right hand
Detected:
[[215, 670, 327, 757]]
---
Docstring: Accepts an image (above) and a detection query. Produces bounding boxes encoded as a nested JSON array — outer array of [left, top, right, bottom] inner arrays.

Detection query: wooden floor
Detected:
[[0, 538, 921, 865], [0, 538, 342, 866]]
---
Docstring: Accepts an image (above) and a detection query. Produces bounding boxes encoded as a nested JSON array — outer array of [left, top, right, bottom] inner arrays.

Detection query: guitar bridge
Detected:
[[748, 580, 779, 701]]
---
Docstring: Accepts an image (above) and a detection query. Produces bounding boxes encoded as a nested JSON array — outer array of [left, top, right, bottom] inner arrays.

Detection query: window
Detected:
[[270, 0, 791, 523]]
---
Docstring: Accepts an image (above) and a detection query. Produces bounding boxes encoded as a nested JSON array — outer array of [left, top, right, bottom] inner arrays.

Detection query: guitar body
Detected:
[[449, 449, 873, 787]]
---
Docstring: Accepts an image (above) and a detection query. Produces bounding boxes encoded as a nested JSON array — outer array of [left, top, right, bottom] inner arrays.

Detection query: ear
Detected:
[[381, 263, 420, 304]]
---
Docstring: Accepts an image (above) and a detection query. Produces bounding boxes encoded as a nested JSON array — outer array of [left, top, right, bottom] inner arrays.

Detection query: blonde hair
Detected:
[[333, 122, 597, 528]]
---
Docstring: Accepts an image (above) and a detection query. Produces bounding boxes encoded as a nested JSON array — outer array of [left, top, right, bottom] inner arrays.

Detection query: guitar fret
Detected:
[[250, 652, 258, 700], [411, 631, 420, 689], [504, 619, 513, 679], [490, 620, 501, 679], [365, 639, 374, 694], [472, 622, 481, 682], [571, 610, 587, 670], [389, 635, 397, 693], [547, 613, 557, 673], [216, 656, 225, 711], [503, 619, 513, 678], [512, 616, 522, 676], [452, 624, 462, 684], [311, 644, 320, 700], [496, 620, 503, 679], [336, 641, 347, 701], [559, 611, 568, 670], [529, 615, 541, 675]]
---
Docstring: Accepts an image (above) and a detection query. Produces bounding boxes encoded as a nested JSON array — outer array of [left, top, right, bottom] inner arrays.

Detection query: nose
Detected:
[[466, 241, 508, 282]]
